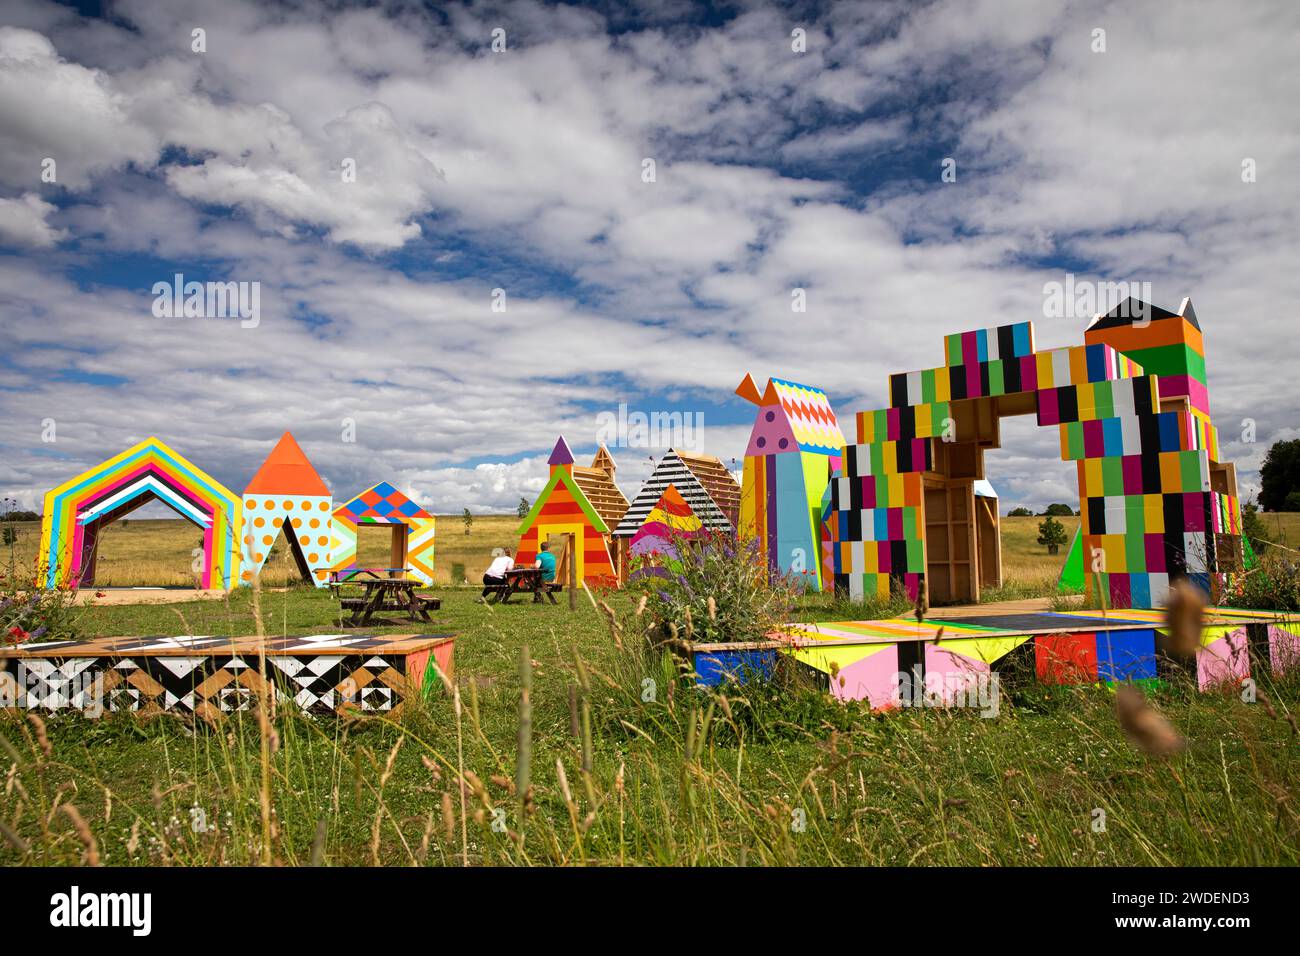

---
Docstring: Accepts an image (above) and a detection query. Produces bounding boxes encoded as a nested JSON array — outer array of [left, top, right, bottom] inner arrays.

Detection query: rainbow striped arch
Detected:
[[38, 437, 243, 590]]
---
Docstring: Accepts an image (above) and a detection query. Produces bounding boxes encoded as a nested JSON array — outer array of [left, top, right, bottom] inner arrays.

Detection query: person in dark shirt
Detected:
[[535, 541, 557, 583]]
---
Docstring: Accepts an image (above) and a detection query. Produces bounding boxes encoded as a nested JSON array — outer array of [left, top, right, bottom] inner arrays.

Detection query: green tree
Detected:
[[1260, 439, 1300, 511], [1241, 499, 1270, 554], [1007, 506, 1033, 517], [462, 508, 474, 535], [517, 497, 530, 519], [1286, 490, 1300, 513], [1037, 515, 1068, 553], [1041, 503, 1074, 517]]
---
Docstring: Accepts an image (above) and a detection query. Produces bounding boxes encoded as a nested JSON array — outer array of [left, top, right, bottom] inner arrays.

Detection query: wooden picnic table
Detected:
[[330, 570, 441, 626], [485, 567, 562, 605]]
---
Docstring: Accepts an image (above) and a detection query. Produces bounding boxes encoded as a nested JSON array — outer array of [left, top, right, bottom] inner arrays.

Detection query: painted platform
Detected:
[[773, 607, 1300, 707], [0, 633, 455, 721]]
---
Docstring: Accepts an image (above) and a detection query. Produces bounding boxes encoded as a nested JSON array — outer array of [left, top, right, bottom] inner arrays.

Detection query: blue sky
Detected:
[[1, 0, 1298, 516]]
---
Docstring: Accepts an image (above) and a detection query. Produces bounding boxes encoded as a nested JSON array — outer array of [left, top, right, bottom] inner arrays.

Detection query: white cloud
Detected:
[[0, 191, 64, 247], [0, 0, 1296, 520]]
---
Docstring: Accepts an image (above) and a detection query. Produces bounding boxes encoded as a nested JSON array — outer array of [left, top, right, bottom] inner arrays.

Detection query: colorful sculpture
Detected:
[[38, 437, 242, 590], [240, 432, 334, 587], [331, 482, 436, 585], [613, 448, 741, 580], [825, 299, 1241, 608], [736, 374, 845, 590], [628, 484, 704, 580], [781, 607, 1296, 706], [516, 437, 626, 588]]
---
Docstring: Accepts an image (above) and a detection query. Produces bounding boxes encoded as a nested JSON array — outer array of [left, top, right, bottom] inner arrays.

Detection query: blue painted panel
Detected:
[[694, 649, 778, 687], [1096, 628, 1157, 681]]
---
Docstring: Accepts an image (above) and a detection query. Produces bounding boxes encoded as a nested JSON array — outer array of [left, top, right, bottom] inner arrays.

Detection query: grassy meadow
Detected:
[[3, 584, 1300, 866], [8, 511, 1299, 592], [1, 515, 522, 588], [3, 511, 1300, 867]]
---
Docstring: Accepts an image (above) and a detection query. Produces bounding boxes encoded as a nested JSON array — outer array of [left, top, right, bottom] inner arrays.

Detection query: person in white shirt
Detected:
[[481, 548, 515, 598]]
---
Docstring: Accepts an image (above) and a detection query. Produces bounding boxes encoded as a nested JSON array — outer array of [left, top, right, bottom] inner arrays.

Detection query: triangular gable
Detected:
[[591, 445, 617, 477], [517, 467, 609, 535], [768, 378, 845, 453], [613, 450, 734, 537], [1086, 297, 1183, 332], [245, 432, 329, 495], [548, 436, 575, 467], [630, 484, 704, 553], [335, 481, 432, 523], [735, 372, 765, 405]]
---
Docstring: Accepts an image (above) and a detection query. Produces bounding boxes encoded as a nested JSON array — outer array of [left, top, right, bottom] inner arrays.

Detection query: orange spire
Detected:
[[244, 432, 330, 495]]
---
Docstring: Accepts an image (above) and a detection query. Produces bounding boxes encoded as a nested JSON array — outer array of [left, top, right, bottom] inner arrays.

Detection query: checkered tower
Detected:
[[823, 298, 1242, 609]]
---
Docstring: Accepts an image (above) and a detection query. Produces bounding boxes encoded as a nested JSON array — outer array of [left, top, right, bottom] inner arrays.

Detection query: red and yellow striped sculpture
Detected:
[[517, 436, 620, 588]]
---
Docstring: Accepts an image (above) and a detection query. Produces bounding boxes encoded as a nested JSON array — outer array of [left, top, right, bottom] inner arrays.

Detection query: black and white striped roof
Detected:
[[612, 450, 734, 537]]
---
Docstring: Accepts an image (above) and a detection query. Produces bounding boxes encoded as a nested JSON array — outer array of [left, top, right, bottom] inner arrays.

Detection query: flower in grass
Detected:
[[7, 626, 29, 643]]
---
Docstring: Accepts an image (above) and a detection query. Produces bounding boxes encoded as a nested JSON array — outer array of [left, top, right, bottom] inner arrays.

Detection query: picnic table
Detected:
[[329, 569, 441, 626], [485, 567, 563, 605]]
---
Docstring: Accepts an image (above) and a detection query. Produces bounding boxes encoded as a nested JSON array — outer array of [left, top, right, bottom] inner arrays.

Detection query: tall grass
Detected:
[[3, 585, 1299, 866]]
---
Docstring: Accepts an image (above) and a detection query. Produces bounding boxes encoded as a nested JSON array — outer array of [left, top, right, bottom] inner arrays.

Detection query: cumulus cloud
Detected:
[[0, 191, 64, 247], [0, 0, 1296, 518]]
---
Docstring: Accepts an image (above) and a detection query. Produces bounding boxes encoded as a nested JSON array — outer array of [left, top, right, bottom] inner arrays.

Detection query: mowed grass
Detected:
[[3, 584, 1300, 866]]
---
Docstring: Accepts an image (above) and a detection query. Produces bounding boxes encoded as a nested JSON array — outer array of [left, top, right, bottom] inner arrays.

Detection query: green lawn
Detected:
[[3, 585, 1299, 867]]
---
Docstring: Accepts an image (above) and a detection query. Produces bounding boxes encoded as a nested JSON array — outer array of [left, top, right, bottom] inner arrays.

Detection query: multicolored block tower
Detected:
[[824, 298, 1241, 608], [736, 374, 845, 591]]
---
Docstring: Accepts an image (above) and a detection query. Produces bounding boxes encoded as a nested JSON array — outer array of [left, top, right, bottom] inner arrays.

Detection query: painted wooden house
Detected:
[[612, 448, 742, 580], [240, 431, 334, 587], [736, 374, 845, 591], [516, 437, 628, 588]]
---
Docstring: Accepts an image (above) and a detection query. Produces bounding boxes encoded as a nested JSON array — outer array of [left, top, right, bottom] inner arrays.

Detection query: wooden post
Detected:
[[389, 526, 405, 578], [568, 532, 577, 611]]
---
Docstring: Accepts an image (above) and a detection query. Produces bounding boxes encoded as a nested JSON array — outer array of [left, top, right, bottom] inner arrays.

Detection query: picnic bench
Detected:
[[329, 569, 441, 626], [484, 567, 563, 605]]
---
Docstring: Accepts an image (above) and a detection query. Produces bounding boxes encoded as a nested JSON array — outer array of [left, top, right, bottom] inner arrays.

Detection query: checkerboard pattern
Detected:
[[825, 303, 1242, 608], [331, 482, 437, 585]]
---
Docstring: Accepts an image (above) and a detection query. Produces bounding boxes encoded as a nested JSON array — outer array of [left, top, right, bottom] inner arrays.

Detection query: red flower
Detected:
[[7, 626, 29, 643]]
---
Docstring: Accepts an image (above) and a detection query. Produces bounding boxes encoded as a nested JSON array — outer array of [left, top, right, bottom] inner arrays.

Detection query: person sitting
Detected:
[[533, 541, 557, 600], [481, 548, 514, 598]]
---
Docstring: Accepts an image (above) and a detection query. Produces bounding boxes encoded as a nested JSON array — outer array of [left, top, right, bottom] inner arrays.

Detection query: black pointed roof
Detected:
[[1086, 296, 1192, 332], [1086, 295, 1190, 332]]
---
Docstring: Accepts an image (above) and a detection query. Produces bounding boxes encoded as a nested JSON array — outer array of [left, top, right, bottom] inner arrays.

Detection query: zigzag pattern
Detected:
[[770, 378, 844, 452], [332, 482, 436, 585]]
